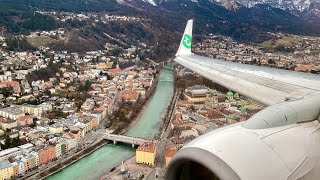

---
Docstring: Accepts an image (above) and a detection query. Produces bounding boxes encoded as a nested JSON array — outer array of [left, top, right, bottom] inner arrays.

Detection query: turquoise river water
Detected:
[[47, 66, 174, 180]]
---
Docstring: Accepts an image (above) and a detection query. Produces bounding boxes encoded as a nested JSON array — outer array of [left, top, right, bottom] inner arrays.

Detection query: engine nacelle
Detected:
[[165, 119, 320, 180], [166, 95, 320, 180], [165, 146, 240, 180]]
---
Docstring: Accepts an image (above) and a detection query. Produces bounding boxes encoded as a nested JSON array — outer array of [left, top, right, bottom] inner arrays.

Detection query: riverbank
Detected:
[[124, 67, 174, 139], [118, 72, 160, 135], [101, 66, 178, 179], [100, 156, 153, 180], [46, 66, 174, 180], [25, 140, 108, 180], [100, 89, 179, 179]]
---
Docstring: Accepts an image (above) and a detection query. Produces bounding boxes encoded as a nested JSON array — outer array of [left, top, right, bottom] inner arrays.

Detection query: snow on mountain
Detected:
[[293, 0, 311, 11], [213, 0, 320, 18], [214, 0, 242, 10], [136, 0, 319, 19], [143, 0, 158, 6], [232, 0, 318, 13]]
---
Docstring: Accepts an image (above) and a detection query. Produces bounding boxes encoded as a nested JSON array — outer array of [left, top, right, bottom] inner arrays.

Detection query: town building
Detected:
[[0, 81, 21, 95], [11, 162, 19, 177], [0, 144, 34, 162], [184, 85, 209, 103], [49, 124, 63, 134], [0, 106, 24, 120], [16, 115, 33, 127], [15, 151, 38, 172], [0, 160, 13, 180], [121, 90, 139, 103], [136, 142, 156, 167], [21, 104, 46, 117], [81, 99, 95, 112], [0, 117, 17, 130], [165, 147, 176, 167], [38, 146, 55, 165]]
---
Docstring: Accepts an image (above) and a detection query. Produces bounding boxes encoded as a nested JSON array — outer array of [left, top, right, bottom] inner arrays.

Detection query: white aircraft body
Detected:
[[166, 20, 320, 180]]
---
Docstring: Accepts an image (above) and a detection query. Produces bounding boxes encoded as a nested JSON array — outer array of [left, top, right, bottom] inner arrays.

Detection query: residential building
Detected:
[[17, 115, 33, 127], [108, 68, 121, 76], [55, 141, 67, 158], [0, 117, 17, 130], [21, 104, 44, 117], [136, 142, 156, 167], [0, 144, 33, 162], [0, 160, 13, 180], [121, 90, 138, 103], [38, 146, 55, 165], [49, 124, 63, 134], [65, 138, 77, 151], [89, 117, 97, 130], [199, 109, 226, 121], [16, 161, 24, 176], [165, 147, 177, 167], [0, 81, 21, 95], [17, 153, 37, 172], [0, 106, 24, 120], [29, 151, 39, 168], [81, 99, 95, 111], [54, 144, 62, 158], [11, 162, 18, 178], [96, 62, 113, 70]]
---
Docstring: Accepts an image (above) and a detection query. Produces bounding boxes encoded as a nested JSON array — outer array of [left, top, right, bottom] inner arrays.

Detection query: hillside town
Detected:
[[163, 83, 264, 166], [194, 33, 320, 73], [36, 11, 142, 23], [0, 34, 157, 179]]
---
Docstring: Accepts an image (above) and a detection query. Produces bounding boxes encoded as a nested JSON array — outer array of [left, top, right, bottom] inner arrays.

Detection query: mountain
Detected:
[[0, 0, 319, 59], [232, 0, 314, 11], [137, 0, 320, 21], [119, 0, 320, 36], [226, 0, 320, 20]]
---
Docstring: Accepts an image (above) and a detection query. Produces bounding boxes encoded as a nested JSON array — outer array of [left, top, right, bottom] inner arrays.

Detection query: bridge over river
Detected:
[[104, 134, 156, 148]]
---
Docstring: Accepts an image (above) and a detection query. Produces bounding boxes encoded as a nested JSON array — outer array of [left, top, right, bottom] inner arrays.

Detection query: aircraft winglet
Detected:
[[176, 19, 193, 56]]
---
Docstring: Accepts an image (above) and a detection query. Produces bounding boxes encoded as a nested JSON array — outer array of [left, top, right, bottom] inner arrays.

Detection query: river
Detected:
[[47, 66, 174, 180]]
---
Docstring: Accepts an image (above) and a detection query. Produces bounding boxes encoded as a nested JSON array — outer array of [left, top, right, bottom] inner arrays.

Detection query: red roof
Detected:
[[0, 81, 20, 89], [165, 147, 177, 158], [108, 68, 121, 73], [137, 142, 156, 153], [122, 90, 138, 101], [221, 109, 233, 115], [17, 115, 32, 122], [200, 109, 225, 119]]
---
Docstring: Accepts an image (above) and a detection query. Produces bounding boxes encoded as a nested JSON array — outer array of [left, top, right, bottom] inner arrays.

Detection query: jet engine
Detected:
[[166, 96, 320, 180]]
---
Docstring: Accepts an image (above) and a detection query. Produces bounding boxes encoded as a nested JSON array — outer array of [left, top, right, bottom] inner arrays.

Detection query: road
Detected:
[[147, 168, 164, 180]]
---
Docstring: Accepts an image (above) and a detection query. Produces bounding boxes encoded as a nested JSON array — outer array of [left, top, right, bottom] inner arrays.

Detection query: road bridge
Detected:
[[104, 134, 151, 148]]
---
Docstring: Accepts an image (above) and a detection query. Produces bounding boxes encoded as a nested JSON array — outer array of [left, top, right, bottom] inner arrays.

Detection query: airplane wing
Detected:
[[175, 20, 320, 106], [166, 20, 320, 180]]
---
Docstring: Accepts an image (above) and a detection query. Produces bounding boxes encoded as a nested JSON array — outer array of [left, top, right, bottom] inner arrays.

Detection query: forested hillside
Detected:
[[0, 0, 319, 61]]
